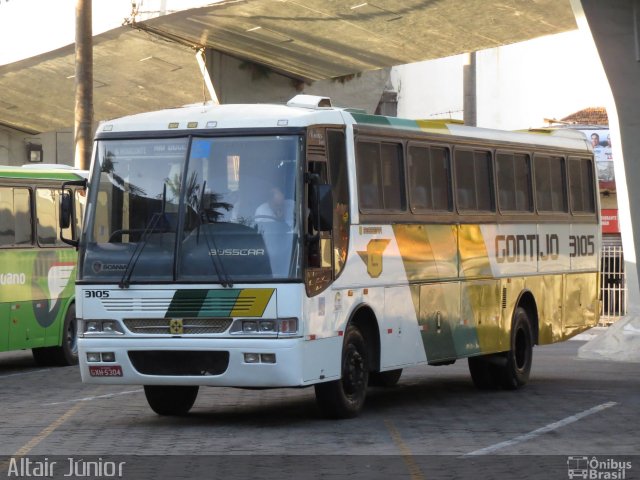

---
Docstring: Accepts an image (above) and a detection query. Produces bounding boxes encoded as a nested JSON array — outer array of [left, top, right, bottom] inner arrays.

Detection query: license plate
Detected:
[[89, 365, 123, 377]]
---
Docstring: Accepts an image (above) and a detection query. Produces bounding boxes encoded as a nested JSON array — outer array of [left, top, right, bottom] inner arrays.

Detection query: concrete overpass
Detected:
[[0, 0, 577, 133]]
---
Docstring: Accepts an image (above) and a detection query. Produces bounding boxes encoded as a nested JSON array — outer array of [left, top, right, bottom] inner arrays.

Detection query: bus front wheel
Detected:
[[314, 325, 369, 419], [369, 369, 402, 387], [144, 385, 199, 416]]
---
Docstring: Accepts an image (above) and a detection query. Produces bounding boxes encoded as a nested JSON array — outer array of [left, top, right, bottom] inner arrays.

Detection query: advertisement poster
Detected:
[[580, 129, 615, 192], [601, 209, 620, 234]]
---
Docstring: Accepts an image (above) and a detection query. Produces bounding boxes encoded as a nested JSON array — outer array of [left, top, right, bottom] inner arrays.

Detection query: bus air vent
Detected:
[[123, 317, 232, 334], [128, 350, 229, 376]]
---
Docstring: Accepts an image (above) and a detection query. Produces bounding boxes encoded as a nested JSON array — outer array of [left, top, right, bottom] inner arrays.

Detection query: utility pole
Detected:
[[74, 0, 93, 170]]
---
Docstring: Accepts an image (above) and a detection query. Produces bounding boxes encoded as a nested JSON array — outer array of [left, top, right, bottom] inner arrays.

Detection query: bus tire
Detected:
[[32, 304, 78, 366], [314, 325, 369, 419], [499, 307, 533, 389], [144, 385, 199, 416], [32, 347, 55, 366], [468, 355, 500, 390], [369, 369, 402, 387]]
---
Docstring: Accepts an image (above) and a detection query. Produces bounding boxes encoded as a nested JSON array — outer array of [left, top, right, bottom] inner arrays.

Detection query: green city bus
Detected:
[[0, 165, 86, 365]]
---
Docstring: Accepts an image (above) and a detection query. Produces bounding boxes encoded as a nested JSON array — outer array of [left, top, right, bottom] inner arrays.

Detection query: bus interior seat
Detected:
[[360, 183, 379, 209]]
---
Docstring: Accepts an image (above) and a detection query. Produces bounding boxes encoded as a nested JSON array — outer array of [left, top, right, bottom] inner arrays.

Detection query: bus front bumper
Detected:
[[78, 337, 307, 387]]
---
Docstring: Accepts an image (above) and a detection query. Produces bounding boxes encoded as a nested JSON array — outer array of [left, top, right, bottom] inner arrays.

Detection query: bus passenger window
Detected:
[[356, 141, 382, 210], [356, 140, 405, 212], [0, 187, 14, 246], [36, 189, 65, 246], [497, 152, 533, 212], [14, 188, 32, 245], [408, 145, 452, 212], [0, 187, 31, 246], [455, 149, 494, 212], [569, 157, 595, 213], [535, 155, 567, 213]]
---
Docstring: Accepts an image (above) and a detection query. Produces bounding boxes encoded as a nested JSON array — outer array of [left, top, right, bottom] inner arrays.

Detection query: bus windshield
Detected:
[[80, 135, 303, 283]]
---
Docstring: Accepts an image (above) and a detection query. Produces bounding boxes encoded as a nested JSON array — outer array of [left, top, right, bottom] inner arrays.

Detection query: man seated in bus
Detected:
[[254, 185, 295, 229]]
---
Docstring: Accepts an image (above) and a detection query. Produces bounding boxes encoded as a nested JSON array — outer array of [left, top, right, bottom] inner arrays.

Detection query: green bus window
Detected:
[[14, 188, 32, 245], [0, 187, 32, 246], [0, 187, 14, 246], [74, 189, 86, 237], [36, 188, 70, 246]]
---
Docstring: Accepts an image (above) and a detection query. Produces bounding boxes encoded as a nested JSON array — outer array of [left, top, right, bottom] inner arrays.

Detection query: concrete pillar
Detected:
[[463, 52, 477, 127], [571, 0, 640, 313]]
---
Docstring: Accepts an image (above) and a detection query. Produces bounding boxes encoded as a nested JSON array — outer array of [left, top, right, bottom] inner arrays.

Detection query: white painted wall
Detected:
[[392, 30, 610, 131]]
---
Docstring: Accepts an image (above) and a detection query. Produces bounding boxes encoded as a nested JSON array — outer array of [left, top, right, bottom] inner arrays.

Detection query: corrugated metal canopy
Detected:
[[0, 0, 576, 133]]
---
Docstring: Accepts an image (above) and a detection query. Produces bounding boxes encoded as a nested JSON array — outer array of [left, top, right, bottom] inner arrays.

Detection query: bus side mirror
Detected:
[[59, 177, 87, 248], [60, 192, 73, 229], [310, 184, 333, 232]]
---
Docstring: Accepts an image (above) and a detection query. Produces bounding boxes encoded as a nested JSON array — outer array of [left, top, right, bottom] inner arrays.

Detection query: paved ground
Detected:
[[0, 340, 638, 479]]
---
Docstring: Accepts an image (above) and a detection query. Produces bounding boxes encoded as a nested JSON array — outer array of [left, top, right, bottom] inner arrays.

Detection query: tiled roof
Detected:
[[560, 107, 608, 126]]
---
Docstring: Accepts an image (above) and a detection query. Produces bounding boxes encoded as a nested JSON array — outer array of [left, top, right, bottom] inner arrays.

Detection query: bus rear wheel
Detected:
[[468, 355, 500, 389], [468, 306, 533, 390], [499, 307, 533, 389], [32, 304, 78, 367], [314, 325, 369, 419], [144, 385, 199, 416]]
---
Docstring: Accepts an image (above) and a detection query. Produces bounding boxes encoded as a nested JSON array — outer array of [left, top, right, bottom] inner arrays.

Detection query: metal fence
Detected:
[[600, 245, 627, 324]]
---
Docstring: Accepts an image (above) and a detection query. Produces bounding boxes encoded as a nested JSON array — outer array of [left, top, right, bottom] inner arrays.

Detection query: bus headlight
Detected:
[[230, 318, 299, 337], [277, 318, 298, 336], [79, 319, 125, 336]]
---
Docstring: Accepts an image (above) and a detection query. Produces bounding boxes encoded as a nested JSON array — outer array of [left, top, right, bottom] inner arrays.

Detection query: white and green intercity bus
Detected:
[[69, 95, 599, 418], [0, 165, 86, 365]]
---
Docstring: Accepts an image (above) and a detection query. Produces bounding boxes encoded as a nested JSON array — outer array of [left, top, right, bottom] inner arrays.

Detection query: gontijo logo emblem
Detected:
[[169, 319, 184, 335]]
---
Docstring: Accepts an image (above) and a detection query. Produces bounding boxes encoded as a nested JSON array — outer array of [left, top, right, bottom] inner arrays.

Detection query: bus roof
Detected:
[[0, 165, 88, 181], [96, 95, 592, 153]]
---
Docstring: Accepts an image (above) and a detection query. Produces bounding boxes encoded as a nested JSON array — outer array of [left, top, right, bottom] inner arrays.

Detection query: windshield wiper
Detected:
[[197, 181, 233, 288], [119, 184, 169, 289]]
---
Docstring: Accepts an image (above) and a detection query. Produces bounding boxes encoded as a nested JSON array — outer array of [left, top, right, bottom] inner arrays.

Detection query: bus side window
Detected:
[[496, 152, 533, 212], [535, 155, 567, 213], [569, 157, 595, 213], [409, 144, 452, 213], [327, 129, 349, 277], [455, 149, 494, 212], [0, 187, 13, 246], [356, 140, 405, 212], [14, 188, 33, 245], [356, 141, 381, 210]]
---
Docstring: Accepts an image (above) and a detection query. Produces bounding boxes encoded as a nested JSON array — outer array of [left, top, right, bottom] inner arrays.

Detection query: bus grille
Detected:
[[123, 317, 232, 335], [128, 350, 229, 376]]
